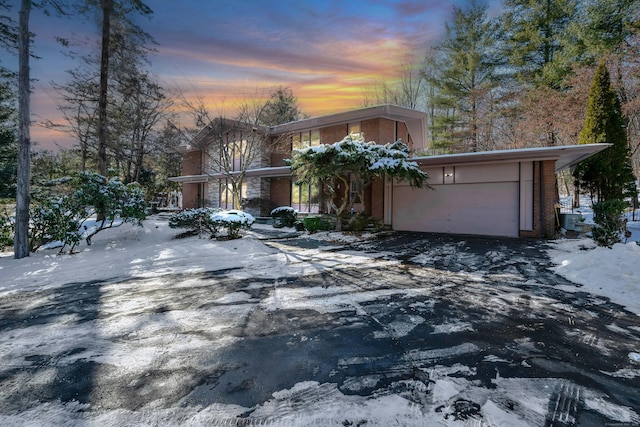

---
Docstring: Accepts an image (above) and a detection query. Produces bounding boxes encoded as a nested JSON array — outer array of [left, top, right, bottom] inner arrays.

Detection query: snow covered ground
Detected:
[[550, 199, 640, 316], [0, 211, 638, 426]]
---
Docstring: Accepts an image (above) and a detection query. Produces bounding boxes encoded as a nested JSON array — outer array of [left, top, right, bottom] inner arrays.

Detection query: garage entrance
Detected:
[[391, 163, 521, 238]]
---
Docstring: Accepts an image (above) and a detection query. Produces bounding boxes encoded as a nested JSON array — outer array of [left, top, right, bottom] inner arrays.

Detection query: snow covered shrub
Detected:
[[28, 172, 147, 253], [270, 206, 297, 228], [294, 220, 305, 231], [168, 209, 254, 239], [0, 208, 14, 248], [74, 173, 146, 226], [29, 194, 83, 252], [591, 199, 627, 248], [168, 208, 221, 237], [211, 210, 255, 239]]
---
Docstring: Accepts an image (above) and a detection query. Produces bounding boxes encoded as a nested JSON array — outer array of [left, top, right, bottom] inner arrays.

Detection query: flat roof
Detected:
[[168, 144, 611, 183], [413, 144, 611, 173], [175, 105, 430, 154], [272, 104, 428, 151]]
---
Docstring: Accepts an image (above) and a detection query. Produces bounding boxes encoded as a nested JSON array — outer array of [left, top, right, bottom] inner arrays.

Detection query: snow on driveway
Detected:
[[0, 218, 639, 426]]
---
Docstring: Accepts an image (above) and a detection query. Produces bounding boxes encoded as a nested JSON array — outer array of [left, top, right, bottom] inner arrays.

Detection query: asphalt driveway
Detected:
[[0, 230, 638, 426]]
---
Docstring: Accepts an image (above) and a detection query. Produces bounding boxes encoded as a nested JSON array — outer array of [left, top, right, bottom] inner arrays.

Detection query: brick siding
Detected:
[[519, 160, 559, 238]]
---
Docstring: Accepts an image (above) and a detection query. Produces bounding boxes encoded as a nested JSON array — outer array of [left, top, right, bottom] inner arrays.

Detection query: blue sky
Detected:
[[2, 0, 500, 150]]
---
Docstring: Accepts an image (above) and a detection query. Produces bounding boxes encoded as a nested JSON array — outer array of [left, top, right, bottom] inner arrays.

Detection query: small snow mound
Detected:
[[629, 352, 640, 363]]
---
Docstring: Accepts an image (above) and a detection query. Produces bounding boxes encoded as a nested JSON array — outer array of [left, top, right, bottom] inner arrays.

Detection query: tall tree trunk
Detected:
[[97, 0, 111, 178], [14, 0, 31, 259], [96, 0, 112, 223]]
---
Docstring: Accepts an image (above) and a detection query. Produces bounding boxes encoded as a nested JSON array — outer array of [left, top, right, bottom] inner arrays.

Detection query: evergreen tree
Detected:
[[290, 135, 427, 231], [430, 0, 499, 152], [500, 0, 578, 88], [0, 70, 16, 198], [574, 61, 635, 201], [259, 86, 303, 126]]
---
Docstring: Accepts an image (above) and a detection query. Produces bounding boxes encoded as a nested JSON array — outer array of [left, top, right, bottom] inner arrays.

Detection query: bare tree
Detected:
[[46, 66, 100, 172], [177, 87, 301, 210], [362, 58, 425, 110]]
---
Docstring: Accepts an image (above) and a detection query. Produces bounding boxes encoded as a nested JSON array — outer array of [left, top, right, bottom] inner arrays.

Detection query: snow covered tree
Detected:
[[29, 171, 146, 253], [290, 135, 428, 231], [0, 70, 16, 199]]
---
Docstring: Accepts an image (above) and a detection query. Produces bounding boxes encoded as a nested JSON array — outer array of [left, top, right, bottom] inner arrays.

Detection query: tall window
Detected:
[[219, 180, 247, 210], [291, 129, 321, 212], [291, 182, 320, 213], [223, 138, 245, 171], [350, 180, 362, 205]]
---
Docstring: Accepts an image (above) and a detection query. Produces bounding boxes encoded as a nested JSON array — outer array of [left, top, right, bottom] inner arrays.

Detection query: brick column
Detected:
[[519, 160, 559, 239], [541, 160, 559, 238]]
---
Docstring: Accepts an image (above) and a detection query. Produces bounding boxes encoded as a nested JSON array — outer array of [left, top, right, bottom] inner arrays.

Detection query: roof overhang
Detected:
[[210, 166, 293, 179], [169, 144, 611, 183], [168, 166, 292, 183], [272, 104, 428, 150], [168, 175, 209, 183], [413, 144, 611, 173]]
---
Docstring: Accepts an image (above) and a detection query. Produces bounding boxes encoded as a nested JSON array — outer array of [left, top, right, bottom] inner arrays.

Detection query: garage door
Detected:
[[392, 182, 519, 237]]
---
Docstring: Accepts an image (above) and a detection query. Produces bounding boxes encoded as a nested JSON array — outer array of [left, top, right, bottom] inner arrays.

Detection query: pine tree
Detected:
[[574, 61, 635, 202], [500, 0, 578, 88], [431, 0, 499, 152], [573, 61, 637, 246]]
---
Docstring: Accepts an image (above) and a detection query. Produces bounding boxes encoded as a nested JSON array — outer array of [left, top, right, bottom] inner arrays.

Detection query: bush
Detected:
[[169, 208, 255, 240], [270, 206, 297, 228], [0, 209, 13, 248], [28, 172, 148, 253], [303, 216, 334, 234], [344, 213, 381, 233], [29, 194, 82, 251], [168, 208, 221, 237], [591, 199, 627, 248], [294, 220, 305, 231], [210, 210, 255, 239]]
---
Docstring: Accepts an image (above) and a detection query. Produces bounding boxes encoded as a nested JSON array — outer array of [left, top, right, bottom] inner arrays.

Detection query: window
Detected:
[[311, 130, 320, 145], [348, 122, 361, 137], [223, 139, 245, 171], [291, 182, 320, 213], [350, 180, 362, 204], [218, 133, 246, 172], [220, 181, 233, 209], [292, 129, 320, 149], [219, 180, 247, 210]]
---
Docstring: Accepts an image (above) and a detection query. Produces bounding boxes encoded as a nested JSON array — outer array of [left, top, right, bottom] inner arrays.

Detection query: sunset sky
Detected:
[[2, 0, 499, 150]]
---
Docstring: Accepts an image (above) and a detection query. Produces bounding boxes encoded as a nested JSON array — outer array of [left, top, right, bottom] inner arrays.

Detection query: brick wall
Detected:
[[519, 160, 559, 238], [182, 183, 200, 209], [321, 124, 349, 143], [378, 119, 396, 144], [182, 151, 202, 175], [270, 178, 292, 212], [396, 123, 411, 149], [542, 160, 559, 238], [368, 178, 384, 219]]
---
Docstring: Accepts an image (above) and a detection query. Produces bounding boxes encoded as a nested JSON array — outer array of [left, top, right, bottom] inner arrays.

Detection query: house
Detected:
[[169, 104, 609, 238]]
